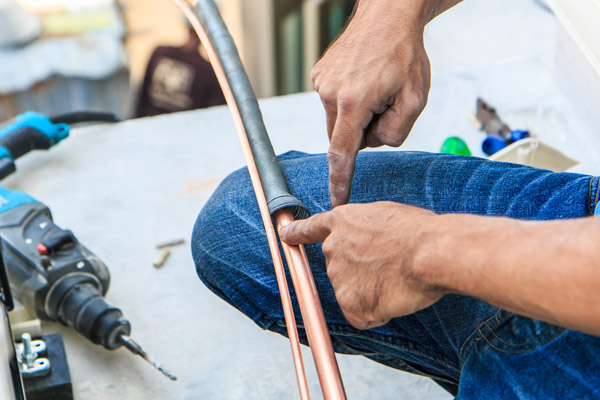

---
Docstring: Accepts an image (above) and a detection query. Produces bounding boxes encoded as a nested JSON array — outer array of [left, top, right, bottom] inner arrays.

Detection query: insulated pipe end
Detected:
[[268, 196, 310, 220]]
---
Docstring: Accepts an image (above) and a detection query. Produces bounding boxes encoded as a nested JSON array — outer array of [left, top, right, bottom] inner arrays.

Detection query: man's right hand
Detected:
[[312, 0, 457, 207]]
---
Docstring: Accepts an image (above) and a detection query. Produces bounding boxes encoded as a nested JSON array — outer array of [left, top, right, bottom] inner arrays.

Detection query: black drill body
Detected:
[[0, 202, 130, 350]]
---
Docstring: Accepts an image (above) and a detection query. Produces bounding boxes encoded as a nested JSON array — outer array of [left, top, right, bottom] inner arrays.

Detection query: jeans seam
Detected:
[[479, 326, 566, 355], [366, 354, 459, 385], [595, 177, 600, 213], [273, 320, 460, 373], [588, 176, 599, 215], [459, 310, 568, 359], [459, 310, 507, 365], [483, 320, 551, 347]]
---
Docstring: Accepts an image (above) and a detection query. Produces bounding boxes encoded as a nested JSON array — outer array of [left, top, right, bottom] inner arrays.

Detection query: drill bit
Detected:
[[118, 334, 177, 381]]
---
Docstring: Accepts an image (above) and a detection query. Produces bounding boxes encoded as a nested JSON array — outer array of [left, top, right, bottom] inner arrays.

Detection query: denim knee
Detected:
[[191, 166, 287, 328]]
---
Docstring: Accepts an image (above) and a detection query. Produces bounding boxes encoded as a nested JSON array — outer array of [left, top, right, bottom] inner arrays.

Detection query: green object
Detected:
[[441, 136, 472, 156]]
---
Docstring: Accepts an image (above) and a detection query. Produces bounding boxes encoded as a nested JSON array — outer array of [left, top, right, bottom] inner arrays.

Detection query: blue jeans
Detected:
[[192, 151, 600, 399]]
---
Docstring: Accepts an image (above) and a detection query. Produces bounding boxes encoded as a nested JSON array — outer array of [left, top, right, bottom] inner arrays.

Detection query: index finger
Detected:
[[328, 98, 372, 207], [279, 212, 333, 245]]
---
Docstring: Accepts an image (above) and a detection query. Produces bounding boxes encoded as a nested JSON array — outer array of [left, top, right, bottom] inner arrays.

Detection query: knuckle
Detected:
[[311, 65, 322, 84], [326, 263, 337, 281], [317, 84, 335, 102], [383, 134, 406, 147], [321, 240, 333, 256], [327, 150, 354, 172], [327, 149, 346, 166], [405, 92, 427, 118], [336, 91, 358, 112], [328, 206, 348, 223], [332, 283, 349, 303], [327, 151, 356, 186], [328, 207, 341, 220], [372, 122, 404, 146], [344, 313, 365, 330], [301, 220, 314, 238], [280, 225, 293, 242], [340, 306, 369, 330]]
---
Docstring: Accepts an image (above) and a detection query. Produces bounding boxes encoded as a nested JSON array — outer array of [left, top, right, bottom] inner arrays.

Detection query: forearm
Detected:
[[351, 0, 463, 30], [422, 214, 600, 335]]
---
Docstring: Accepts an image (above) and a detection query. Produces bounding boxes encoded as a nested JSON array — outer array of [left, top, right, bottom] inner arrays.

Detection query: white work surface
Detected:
[[4, 0, 600, 399]]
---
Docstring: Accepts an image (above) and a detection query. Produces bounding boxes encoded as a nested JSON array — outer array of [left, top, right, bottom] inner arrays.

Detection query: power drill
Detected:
[[0, 112, 176, 380]]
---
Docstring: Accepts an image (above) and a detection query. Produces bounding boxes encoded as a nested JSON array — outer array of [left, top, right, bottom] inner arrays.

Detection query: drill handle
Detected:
[[0, 112, 70, 180], [0, 126, 57, 179]]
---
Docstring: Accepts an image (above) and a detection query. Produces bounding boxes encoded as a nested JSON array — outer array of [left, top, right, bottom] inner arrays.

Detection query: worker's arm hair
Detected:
[[421, 215, 600, 336]]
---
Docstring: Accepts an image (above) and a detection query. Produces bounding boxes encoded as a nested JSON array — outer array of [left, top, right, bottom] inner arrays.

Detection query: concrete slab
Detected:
[[4, 0, 599, 399]]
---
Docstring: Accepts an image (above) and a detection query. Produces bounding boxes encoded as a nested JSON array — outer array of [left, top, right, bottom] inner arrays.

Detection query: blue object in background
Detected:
[[482, 134, 508, 155], [510, 129, 530, 142], [482, 130, 530, 156], [0, 111, 70, 146], [0, 111, 70, 179]]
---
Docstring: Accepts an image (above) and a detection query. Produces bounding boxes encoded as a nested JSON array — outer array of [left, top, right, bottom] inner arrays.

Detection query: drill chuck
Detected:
[[48, 275, 130, 350]]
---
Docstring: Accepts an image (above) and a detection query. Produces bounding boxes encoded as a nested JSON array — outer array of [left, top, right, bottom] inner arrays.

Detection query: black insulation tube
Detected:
[[192, 0, 310, 220]]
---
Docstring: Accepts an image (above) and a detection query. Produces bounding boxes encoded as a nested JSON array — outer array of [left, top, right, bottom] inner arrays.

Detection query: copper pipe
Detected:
[[170, 1, 310, 399], [275, 210, 346, 399], [172, 1, 347, 398]]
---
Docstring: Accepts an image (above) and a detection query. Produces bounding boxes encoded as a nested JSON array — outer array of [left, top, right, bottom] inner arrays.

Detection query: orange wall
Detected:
[[122, 0, 189, 88]]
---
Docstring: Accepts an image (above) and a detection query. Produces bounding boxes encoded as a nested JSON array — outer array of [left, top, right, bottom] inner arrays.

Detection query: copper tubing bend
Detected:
[[170, 0, 346, 399]]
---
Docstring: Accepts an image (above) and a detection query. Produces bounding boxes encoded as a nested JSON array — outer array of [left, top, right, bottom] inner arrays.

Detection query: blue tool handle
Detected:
[[0, 126, 51, 158], [0, 126, 52, 179], [0, 112, 69, 180]]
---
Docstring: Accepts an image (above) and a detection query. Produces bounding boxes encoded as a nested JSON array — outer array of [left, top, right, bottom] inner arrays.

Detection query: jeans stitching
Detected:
[[589, 176, 600, 215], [366, 354, 459, 385], [588, 177, 594, 215], [479, 326, 566, 355], [481, 320, 563, 348], [462, 310, 567, 355], [595, 177, 600, 213], [459, 310, 505, 364]]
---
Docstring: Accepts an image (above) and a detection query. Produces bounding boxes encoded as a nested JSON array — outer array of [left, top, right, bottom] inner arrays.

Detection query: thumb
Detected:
[[279, 212, 333, 245]]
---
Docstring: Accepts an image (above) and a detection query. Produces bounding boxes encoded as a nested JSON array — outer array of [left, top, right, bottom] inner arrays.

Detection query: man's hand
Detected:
[[281, 202, 600, 336], [279, 202, 446, 330], [312, 1, 434, 207]]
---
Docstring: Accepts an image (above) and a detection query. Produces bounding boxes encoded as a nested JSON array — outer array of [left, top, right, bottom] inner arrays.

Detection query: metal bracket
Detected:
[[15, 333, 51, 378]]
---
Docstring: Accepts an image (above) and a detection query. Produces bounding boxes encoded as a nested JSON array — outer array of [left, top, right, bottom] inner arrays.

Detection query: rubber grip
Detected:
[[193, 1, 309, 220], [0, 126, 51, 160]]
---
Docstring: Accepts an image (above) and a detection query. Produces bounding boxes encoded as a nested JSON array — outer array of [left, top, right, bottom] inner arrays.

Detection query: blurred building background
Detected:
[[0, 0, 130, 121], [0, 0, 356, 122], [218, 0, 355, 96]]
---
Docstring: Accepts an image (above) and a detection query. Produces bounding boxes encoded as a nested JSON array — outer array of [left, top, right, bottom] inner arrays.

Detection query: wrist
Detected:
[[410, 213, 451, 293], [413, 213, 493, 295]]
